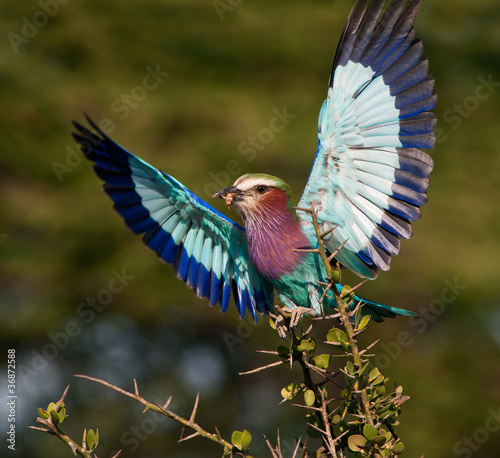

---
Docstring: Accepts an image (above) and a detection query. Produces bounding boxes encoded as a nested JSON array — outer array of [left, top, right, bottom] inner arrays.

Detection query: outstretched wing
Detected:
[[72, 116, 274, 320], [299, 0, 436, 279]]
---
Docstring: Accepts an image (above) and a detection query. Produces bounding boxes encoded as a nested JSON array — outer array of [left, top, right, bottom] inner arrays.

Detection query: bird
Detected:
[[73, 0, 436, 324]]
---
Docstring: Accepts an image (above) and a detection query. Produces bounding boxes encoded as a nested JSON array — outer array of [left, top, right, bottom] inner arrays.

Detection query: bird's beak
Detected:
[[213, 186, 243, 207]]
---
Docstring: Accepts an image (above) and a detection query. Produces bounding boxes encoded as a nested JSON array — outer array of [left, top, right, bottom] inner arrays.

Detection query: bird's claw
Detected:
[[289, 307, 317, 329], [273, 306, 317, 338], [274, 314, 289, 339]]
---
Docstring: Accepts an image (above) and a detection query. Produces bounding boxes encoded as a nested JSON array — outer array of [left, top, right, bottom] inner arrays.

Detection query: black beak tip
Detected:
[[212, 186, 238, 199]]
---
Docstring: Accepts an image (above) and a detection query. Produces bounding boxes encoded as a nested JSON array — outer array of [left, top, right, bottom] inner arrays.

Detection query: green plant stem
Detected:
[[334, 295, 374, 427], [304, 207, 375, 427], [31, 419, 95, 457]]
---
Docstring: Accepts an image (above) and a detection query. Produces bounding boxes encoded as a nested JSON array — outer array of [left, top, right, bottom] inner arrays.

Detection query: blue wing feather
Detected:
[[73, 116, 274, 319], [299, 0, 436, 279]]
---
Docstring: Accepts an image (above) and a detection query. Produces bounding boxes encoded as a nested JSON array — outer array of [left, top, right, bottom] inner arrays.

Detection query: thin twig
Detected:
[[74, 375, 233, 450]]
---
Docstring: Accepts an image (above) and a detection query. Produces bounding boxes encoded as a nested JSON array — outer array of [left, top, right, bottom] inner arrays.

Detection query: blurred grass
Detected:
[[1, 0, 500, 457]]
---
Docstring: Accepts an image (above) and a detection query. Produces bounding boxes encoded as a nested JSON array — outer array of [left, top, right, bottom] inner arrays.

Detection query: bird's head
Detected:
[[213, 173, 293, 220]]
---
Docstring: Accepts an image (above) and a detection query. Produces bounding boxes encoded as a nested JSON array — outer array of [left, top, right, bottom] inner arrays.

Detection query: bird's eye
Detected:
[[256, 185, 267, 194]]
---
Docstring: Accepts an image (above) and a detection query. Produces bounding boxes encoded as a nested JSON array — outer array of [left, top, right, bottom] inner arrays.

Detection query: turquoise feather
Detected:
[[73, 0, 435, 322]]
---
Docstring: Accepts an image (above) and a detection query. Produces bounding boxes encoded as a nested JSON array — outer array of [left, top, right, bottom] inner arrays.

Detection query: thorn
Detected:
[[215, 426, 223, 441], [291, 436, 303, 458], [82, 428, 87, 451], [291, 403, 323, 412], [55, 384, 71, 410], [178, 431, 201, 442], [162, 396, 173, 410], [327, 238, 349, 262], [320, 225, 337, 239], [291, 248, 320, 253], [189, 392, 200, 423], [293, 206, 313, 214], [343, 279, 368, 294], [306, 421, 328, 436], [365, 339, 380, 351], [27, 426, 51, 433], [134, 378, 140, 396], [263, 434, 280, 458], [239, 359, 286, 375]]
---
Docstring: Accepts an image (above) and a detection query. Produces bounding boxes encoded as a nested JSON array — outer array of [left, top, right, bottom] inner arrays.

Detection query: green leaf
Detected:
[[340, 285, 354, 303], [47, 402, 57, 413], [45, 401, 67, 424], [372, 435, 387, 446], [240, 430, 252, 451], [304, 390, 315, 406], [330, 268, 341, 283], [57, 406, 67, 424], [358, 362, 370, 377], [331, 414, 341, 425], [305, 412, 320, 435], [356, 314, 371, 332], [49, 409, 60, 424], [348, 434, 367, 452], [363, 424, 378, 442], [313, 354, 331, 369], [354, 305, 362, 327], [297, 338, 315, 352], [281, 383, 301, 400], [269, 318, 277, 330], [231, 430, 252, 452], [326, 328, 350, 350], [392, 442, 405, 454], [86, 429, 99, 451], [369, 367, 381, 381]]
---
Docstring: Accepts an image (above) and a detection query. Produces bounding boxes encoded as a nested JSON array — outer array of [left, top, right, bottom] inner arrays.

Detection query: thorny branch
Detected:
[[31, 207, 412, 458]]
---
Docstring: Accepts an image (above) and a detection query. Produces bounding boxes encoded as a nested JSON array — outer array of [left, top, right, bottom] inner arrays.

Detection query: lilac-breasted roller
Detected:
[[73, 0, 436, 323]]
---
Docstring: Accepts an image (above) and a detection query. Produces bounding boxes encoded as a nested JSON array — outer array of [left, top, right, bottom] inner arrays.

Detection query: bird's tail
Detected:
[[354, 295, 418, 323], [334, 285, 418, 323]]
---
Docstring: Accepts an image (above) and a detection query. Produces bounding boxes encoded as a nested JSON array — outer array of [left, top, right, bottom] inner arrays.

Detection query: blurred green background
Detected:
[[1, 0, 500, 456]]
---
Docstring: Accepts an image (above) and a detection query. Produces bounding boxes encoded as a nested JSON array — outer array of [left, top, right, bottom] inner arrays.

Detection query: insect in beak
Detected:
[[213, 186, 243, 208]]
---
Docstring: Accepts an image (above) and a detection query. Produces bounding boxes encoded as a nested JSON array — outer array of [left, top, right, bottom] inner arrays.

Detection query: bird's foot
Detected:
[[273, 306, 317, 338], [274, 314, 289, 339], [290, 307, 317, 329]]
